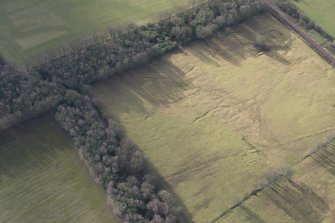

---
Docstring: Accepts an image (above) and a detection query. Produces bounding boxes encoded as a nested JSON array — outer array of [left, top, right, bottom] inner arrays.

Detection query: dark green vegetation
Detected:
[[0, 0, 188, 62], [0, 63, 61, 131], [0, 113, 118, 223]]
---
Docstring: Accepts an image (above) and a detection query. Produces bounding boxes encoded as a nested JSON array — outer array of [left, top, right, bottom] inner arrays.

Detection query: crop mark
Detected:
[[165, 149, 261, 182], [264, 127, 335, 149], [193, 109, 212, 123]]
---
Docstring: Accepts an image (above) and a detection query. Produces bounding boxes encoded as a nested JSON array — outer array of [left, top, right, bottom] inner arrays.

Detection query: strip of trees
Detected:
[[56, 91, 186, 222], [0, 59, 62, 131], [31, 0, 265, 88]]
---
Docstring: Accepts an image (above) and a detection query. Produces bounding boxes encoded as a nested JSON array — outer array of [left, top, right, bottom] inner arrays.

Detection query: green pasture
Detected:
[[293, 0, 335, 38], [0, 0, 187, 62], [0, 113, 118, 223]]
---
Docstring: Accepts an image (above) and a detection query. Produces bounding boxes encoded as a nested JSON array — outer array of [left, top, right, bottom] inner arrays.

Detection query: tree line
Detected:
[[275, 0, 334, 43], [0, 0, 267, 221], [31, 0, 265, 88], [56, 91, 186, 222], [1, 0, 265, 131], [0, 62, 62, 131]]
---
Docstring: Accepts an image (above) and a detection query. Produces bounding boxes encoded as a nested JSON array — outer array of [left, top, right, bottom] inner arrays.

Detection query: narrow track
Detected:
[[264, 0, 335, 67]]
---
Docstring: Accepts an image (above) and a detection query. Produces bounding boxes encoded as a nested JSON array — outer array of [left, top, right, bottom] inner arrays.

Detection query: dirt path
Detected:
[[265, 0, 335, 67]]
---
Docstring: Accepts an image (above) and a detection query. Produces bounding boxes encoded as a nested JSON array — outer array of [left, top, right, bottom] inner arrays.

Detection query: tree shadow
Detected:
[[264, 51, 291, 65], [240, 205, 268, 223], [91, 60, 195, 221], [262, 179, 329, 223], [92, 56, 190, 124], [91, 13, 295, 126], [142, 147, 195, 223], [311, 141, 335, 176], [0, 112, 70, 182], [187, 13, 293, 67]]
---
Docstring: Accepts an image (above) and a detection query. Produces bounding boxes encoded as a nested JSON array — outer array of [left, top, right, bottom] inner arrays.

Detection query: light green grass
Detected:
[[293, 0, 335, 38], [0, 0, 187, 62], [0, 113, 118, 223], [92, 14, 335, 222]]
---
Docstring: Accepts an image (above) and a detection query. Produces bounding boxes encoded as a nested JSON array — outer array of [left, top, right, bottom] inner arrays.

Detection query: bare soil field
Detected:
[[92, 13, 335, 222]]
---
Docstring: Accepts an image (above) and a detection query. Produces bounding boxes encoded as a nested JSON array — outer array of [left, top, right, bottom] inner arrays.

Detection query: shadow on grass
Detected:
[[144, 157, 195, 223], [261, 178, 329, 223], [0, 112, 70, 181], [92, 13, 295, 126], [92, 57, 189, 122], [188, 12, 293, 68], [311, 141, 335, 176], [240, 205, 267, 223]]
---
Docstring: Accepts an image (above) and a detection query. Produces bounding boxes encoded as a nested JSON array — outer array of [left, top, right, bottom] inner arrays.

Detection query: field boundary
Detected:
[[210, 168, 291, 223], [210, 133, 335, 223], [27, 0, 210, 68], [265, 0, 335, 67]]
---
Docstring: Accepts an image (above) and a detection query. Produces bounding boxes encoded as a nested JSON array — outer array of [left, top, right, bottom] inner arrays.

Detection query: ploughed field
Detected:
[[0, 113, 118, 223], [293, 0, 335, 38], [0, 0, 187, 62], [92, 13, 335, 223]]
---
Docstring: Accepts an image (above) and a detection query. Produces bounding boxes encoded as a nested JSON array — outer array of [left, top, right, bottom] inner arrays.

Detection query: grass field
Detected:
[[0, 113, 118, 223], [0, 0, 187, 62], [221, 139, 335, 223], [293, 0, 335, 38], [92, 13, 335, 222]]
